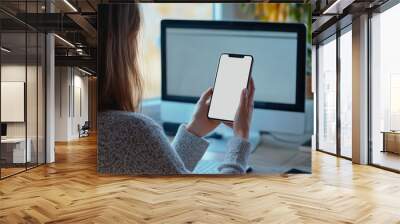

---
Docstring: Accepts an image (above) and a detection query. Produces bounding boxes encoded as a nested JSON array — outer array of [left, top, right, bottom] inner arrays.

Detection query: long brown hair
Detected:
[[98, 3, 142, 112]]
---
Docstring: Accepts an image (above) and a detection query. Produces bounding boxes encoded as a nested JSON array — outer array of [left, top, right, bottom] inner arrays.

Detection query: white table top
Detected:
[[1, 138, 27, 143]]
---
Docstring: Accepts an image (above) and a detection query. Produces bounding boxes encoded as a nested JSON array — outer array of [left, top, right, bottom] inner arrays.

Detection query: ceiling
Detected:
[[1, 0, 394, 73], [311, 0, 390, 43], [0, 0, 103, 73]]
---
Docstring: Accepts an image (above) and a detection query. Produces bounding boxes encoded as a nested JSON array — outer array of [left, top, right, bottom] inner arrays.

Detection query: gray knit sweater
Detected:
[[97, 110, 251, 175]]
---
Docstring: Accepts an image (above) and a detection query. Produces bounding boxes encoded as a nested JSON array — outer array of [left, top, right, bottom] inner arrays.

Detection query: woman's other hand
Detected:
[[224, 78, 255, 140], [187, 88, 220, 137]]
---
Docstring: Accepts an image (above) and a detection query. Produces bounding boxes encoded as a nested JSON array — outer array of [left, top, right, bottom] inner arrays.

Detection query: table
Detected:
[[1, 138, 31, 163], [145, 100, 312, 174], [381, 131, 400, 154]]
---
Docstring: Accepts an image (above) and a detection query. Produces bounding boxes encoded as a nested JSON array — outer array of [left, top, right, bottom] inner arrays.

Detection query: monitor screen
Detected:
[[161, 20, 306, 112]]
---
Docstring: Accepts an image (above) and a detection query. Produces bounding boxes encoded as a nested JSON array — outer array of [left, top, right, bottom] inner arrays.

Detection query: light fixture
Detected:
[[54, 34, 75, 48], [322, 0, 354, 15], [76, 48, 86, 55], [1, 47, 11, 53], [63, 0, 78, 12], [77, 67, 92, 76]]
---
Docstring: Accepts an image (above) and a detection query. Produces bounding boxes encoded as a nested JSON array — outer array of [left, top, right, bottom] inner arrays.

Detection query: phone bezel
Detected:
[[207, 53, 254, 122]]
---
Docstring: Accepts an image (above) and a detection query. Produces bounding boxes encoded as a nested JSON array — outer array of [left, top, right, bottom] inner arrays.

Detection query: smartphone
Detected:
[[208, 53, 253, 122]]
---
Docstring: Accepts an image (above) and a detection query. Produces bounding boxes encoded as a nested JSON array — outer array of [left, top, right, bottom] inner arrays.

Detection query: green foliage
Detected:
[[238, 3, 312, 75]]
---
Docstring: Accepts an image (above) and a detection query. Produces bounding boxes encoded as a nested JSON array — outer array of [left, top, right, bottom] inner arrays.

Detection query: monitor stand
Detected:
[[157, 117, 263, 174], [205, 131, 261, 153], [194, 131, 260, 174], [163, 121, 261, 152]]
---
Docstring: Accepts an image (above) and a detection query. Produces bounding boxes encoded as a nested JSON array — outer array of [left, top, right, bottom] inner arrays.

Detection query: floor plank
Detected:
[[0, 135, 400, 224]]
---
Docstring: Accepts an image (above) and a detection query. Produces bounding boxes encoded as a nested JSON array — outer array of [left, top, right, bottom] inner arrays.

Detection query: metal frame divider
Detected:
[[0, 0, 47, 180], [315, 19, 353, 161], [336, 20, 341, 157]]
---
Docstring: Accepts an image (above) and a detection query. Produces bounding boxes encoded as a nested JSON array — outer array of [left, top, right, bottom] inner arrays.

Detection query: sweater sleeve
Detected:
[[130, 119, 208, 174], [172, 124, 209, 172], [217, 137, 251, 174], [98, 111, 211, 175]]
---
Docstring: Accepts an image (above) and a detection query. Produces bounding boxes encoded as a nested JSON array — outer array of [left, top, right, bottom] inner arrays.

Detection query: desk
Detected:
[[382, 131, 400, 154], [167, 133, 311, 174], [1, 138, 31, 163], [144, 100, 312, 174]]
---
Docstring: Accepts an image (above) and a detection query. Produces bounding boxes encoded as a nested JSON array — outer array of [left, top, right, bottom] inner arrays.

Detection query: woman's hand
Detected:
[[224, 78, 255, 140], [186, 88, 220, 137]]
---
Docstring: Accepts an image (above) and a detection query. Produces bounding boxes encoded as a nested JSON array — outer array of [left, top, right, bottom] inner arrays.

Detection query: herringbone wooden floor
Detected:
[[1, 135, 400, 224]]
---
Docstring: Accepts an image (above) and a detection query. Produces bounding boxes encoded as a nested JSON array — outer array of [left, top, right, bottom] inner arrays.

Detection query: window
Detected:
[[370, 3, 400, 171], [317, 35, 337, 154], [339, 27, 352, 158], [138, 4, 213, 99]]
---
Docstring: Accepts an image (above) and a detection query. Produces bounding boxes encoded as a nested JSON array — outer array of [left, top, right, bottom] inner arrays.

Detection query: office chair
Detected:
[[78, 121, 90, 138]]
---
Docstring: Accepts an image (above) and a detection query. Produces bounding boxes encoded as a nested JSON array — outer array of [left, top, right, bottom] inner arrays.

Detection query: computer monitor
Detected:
[[1, 123, 7, 137], [161, 20, 307, 134]]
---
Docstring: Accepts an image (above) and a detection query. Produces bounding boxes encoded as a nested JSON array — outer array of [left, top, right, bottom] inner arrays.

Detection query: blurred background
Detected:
[[0, 2, 312, 177], [138, 3, 312, 99], [135, 3, 313, 174]]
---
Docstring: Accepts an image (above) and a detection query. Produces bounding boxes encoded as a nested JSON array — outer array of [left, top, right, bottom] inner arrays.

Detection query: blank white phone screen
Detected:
[[208, 54, 252, 121]]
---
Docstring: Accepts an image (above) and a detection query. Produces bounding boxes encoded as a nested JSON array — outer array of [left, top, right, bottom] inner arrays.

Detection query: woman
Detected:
[[97, 4, 255, 175]]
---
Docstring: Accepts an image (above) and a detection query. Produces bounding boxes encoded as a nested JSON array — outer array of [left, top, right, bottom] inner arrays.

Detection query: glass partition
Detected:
[[1, 30, 28, 177], [317, 35, 337, 154], [370, 3, 400, 171], [0, 1, 46, 179], [38, 32, 45, 165], [27, 30, 38, 169], [339, 27, 352, 158]]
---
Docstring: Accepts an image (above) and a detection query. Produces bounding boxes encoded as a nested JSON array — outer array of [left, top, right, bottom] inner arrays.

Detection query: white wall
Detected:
[[55, 67, 70, 141], [1, 65, 26, 140], [1, 65, 37, 138], [1, 64, 46, 164], [71, 73, 89, 138], [1, 82, 25, 122], [54, 67, 89, 141], [1, 66, 26, 133]]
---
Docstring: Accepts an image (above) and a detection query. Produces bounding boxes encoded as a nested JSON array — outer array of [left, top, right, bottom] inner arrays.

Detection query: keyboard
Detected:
[[193, 160, 221, 174], [193, 160, 252, 174]]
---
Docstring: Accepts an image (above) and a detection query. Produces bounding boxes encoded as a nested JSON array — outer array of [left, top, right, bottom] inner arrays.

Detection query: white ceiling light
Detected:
[[54, 34, 75, 48], [323, 0, 354, 15], [323, 0, 341, 14], [76, 48, 85, 55], [63, 0, 78, 12], [1, 47, 11, 53]]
